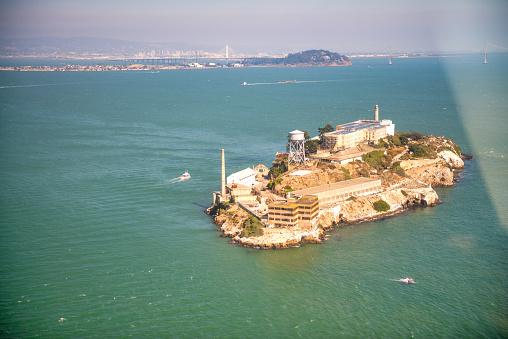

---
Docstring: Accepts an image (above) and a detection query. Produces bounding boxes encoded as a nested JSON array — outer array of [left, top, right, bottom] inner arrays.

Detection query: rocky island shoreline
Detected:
[[206, 127, 469, 250]]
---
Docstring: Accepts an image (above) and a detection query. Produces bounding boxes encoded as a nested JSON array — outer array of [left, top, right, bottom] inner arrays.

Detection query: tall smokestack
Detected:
[[221, 149, 226, 196], [374, 104, 379, 121]]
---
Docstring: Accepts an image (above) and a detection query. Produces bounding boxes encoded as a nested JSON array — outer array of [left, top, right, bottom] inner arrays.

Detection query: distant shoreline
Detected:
[[0, 63, 355, 72]]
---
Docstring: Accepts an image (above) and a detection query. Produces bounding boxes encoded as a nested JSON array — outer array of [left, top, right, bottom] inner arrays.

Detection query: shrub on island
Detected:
[[241, 215, 264, 237], [373, 200, 390, 212]]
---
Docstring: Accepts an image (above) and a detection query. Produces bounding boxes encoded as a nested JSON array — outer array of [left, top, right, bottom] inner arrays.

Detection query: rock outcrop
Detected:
[[438, 150, 465, 168], [406, 162, 455, 187], [229, 227, 324, 249]]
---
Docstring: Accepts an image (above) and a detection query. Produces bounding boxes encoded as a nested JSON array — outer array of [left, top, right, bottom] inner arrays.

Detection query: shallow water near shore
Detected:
[[1, 55, 507, 337]]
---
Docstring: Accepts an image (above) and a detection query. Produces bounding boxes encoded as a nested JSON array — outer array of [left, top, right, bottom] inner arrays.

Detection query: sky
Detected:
[[0, 0, 507, 53]]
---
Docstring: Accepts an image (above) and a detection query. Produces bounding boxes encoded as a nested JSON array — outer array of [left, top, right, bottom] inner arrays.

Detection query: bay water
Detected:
[[1, 55, 507, 337]]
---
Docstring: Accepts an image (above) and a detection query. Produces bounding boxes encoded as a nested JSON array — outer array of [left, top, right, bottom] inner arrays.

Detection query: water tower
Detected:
[[288, 130, 306, 166]]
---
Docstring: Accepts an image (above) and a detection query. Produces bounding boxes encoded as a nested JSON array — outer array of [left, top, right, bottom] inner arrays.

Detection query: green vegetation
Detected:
[[454, 145, 461, 156], [362, 150, 391, 171], [284, 185, 293, 194], [388, 135, 402, 147], [370, 138, 389, 149], [305, 139, 319, 154], [373, 200, 390, 212], [267, 177, 282, 190], [241, 215, 264, 237], [390, 162, 406, 177], [318, 123, 335, 135], [397, 131, 425, 145], [399, 131, 424, 141], [408, 143, 437, 158], [212, 201, 233, 215], [401, 190, 408, 197], [269, 156, 287, 179], [244, 50, 350, 66], [359, 167, 370, 177], [317, 161, 336, 170], [341, 166, 351, 180]]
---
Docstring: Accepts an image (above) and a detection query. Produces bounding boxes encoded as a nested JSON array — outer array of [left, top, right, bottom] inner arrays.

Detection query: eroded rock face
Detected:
[[408, 164, 455, 187], [229, 227, 324, 249], [438, 150, 464, 169]]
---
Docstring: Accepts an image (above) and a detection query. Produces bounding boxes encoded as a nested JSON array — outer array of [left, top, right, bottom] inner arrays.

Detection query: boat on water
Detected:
[[242, 82, 248, 85], [397, 278, 415, 284], [278, 80, 297, 83], [179, 171, 190, 180]]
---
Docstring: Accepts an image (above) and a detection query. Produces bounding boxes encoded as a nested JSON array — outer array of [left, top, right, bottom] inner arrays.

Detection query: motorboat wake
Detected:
[[179, 171, 190, 180], [164, 171, 190, 184], [392, 277, 416, 284]]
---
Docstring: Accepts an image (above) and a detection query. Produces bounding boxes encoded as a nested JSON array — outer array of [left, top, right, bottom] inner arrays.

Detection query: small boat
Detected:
[[398, 277, 415, 284], [179, 171, 190, 180], [242, 82, 248, 85]]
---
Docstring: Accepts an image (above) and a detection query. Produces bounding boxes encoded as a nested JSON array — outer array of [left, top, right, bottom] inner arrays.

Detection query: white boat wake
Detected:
[[242, 79, 344, 86], [391, 278, 416, 284], [163, 171, 190, 184]]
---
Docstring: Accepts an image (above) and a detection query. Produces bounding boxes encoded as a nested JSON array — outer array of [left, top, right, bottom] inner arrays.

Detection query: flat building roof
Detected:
[[327, 120, 386, 136], [290, 177, 381, 196]]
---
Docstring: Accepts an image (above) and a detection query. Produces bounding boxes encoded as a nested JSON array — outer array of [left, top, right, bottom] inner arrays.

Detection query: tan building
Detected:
[[268, 196, 319, 229], [288, 177, 382, 206], [253, 164, 269, 178], [226, 183, 257, 203], [322, 119, 395, 152]]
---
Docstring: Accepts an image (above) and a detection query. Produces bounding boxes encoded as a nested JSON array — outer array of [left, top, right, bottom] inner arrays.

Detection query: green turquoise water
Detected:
[[0, 56, 507, 337]]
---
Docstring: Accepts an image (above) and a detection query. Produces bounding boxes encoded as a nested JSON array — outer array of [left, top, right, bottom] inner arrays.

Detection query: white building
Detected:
[[227, 168, 256, 187], [321, 105, 395, 152]]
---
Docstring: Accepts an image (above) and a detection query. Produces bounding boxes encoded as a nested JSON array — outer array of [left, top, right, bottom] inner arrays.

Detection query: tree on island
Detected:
[[318, 123, 335, 135]]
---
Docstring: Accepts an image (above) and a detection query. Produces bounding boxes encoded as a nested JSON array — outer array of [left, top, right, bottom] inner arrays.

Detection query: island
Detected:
[[0, 50, 351, 72], [242, 49, 352, 67], [205, 105, 469, 249]]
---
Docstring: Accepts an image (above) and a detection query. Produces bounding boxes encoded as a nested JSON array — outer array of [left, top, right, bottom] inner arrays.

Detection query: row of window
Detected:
[[268, 218, 295, 223]]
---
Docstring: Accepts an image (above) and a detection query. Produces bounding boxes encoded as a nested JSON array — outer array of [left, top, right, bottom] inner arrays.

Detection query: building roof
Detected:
[[327, 120, 386, 136], [295, 196, 319, 206], [290, 177, 381, 196], [226, 183, 250, 190], [269, 195, 318, 209], [228, 168, 256, 180]]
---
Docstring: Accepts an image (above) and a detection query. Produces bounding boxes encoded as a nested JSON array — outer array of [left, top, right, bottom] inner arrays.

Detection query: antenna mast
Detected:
[[484, 41, 488, 64]]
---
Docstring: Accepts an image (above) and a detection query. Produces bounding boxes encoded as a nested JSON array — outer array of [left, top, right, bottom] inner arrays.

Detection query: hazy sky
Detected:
[[1, 0, 507, 53]]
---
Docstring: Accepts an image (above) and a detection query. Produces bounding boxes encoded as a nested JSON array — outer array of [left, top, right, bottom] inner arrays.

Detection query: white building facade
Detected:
[[227, 168, 256, 187]]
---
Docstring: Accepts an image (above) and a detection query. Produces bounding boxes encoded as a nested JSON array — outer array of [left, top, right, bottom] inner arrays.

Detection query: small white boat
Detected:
[[179, 171, 190, 180], [242, 81, 248, 85], [398, 277, 415, 284]]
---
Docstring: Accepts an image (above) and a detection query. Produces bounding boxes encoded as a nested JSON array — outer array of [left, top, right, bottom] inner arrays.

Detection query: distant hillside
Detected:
[[244, 49, 351, 66], [0, 37, 220, 58]]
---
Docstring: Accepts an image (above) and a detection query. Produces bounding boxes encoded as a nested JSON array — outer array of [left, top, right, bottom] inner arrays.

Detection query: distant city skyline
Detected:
[[1, 0, 507, 54]]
